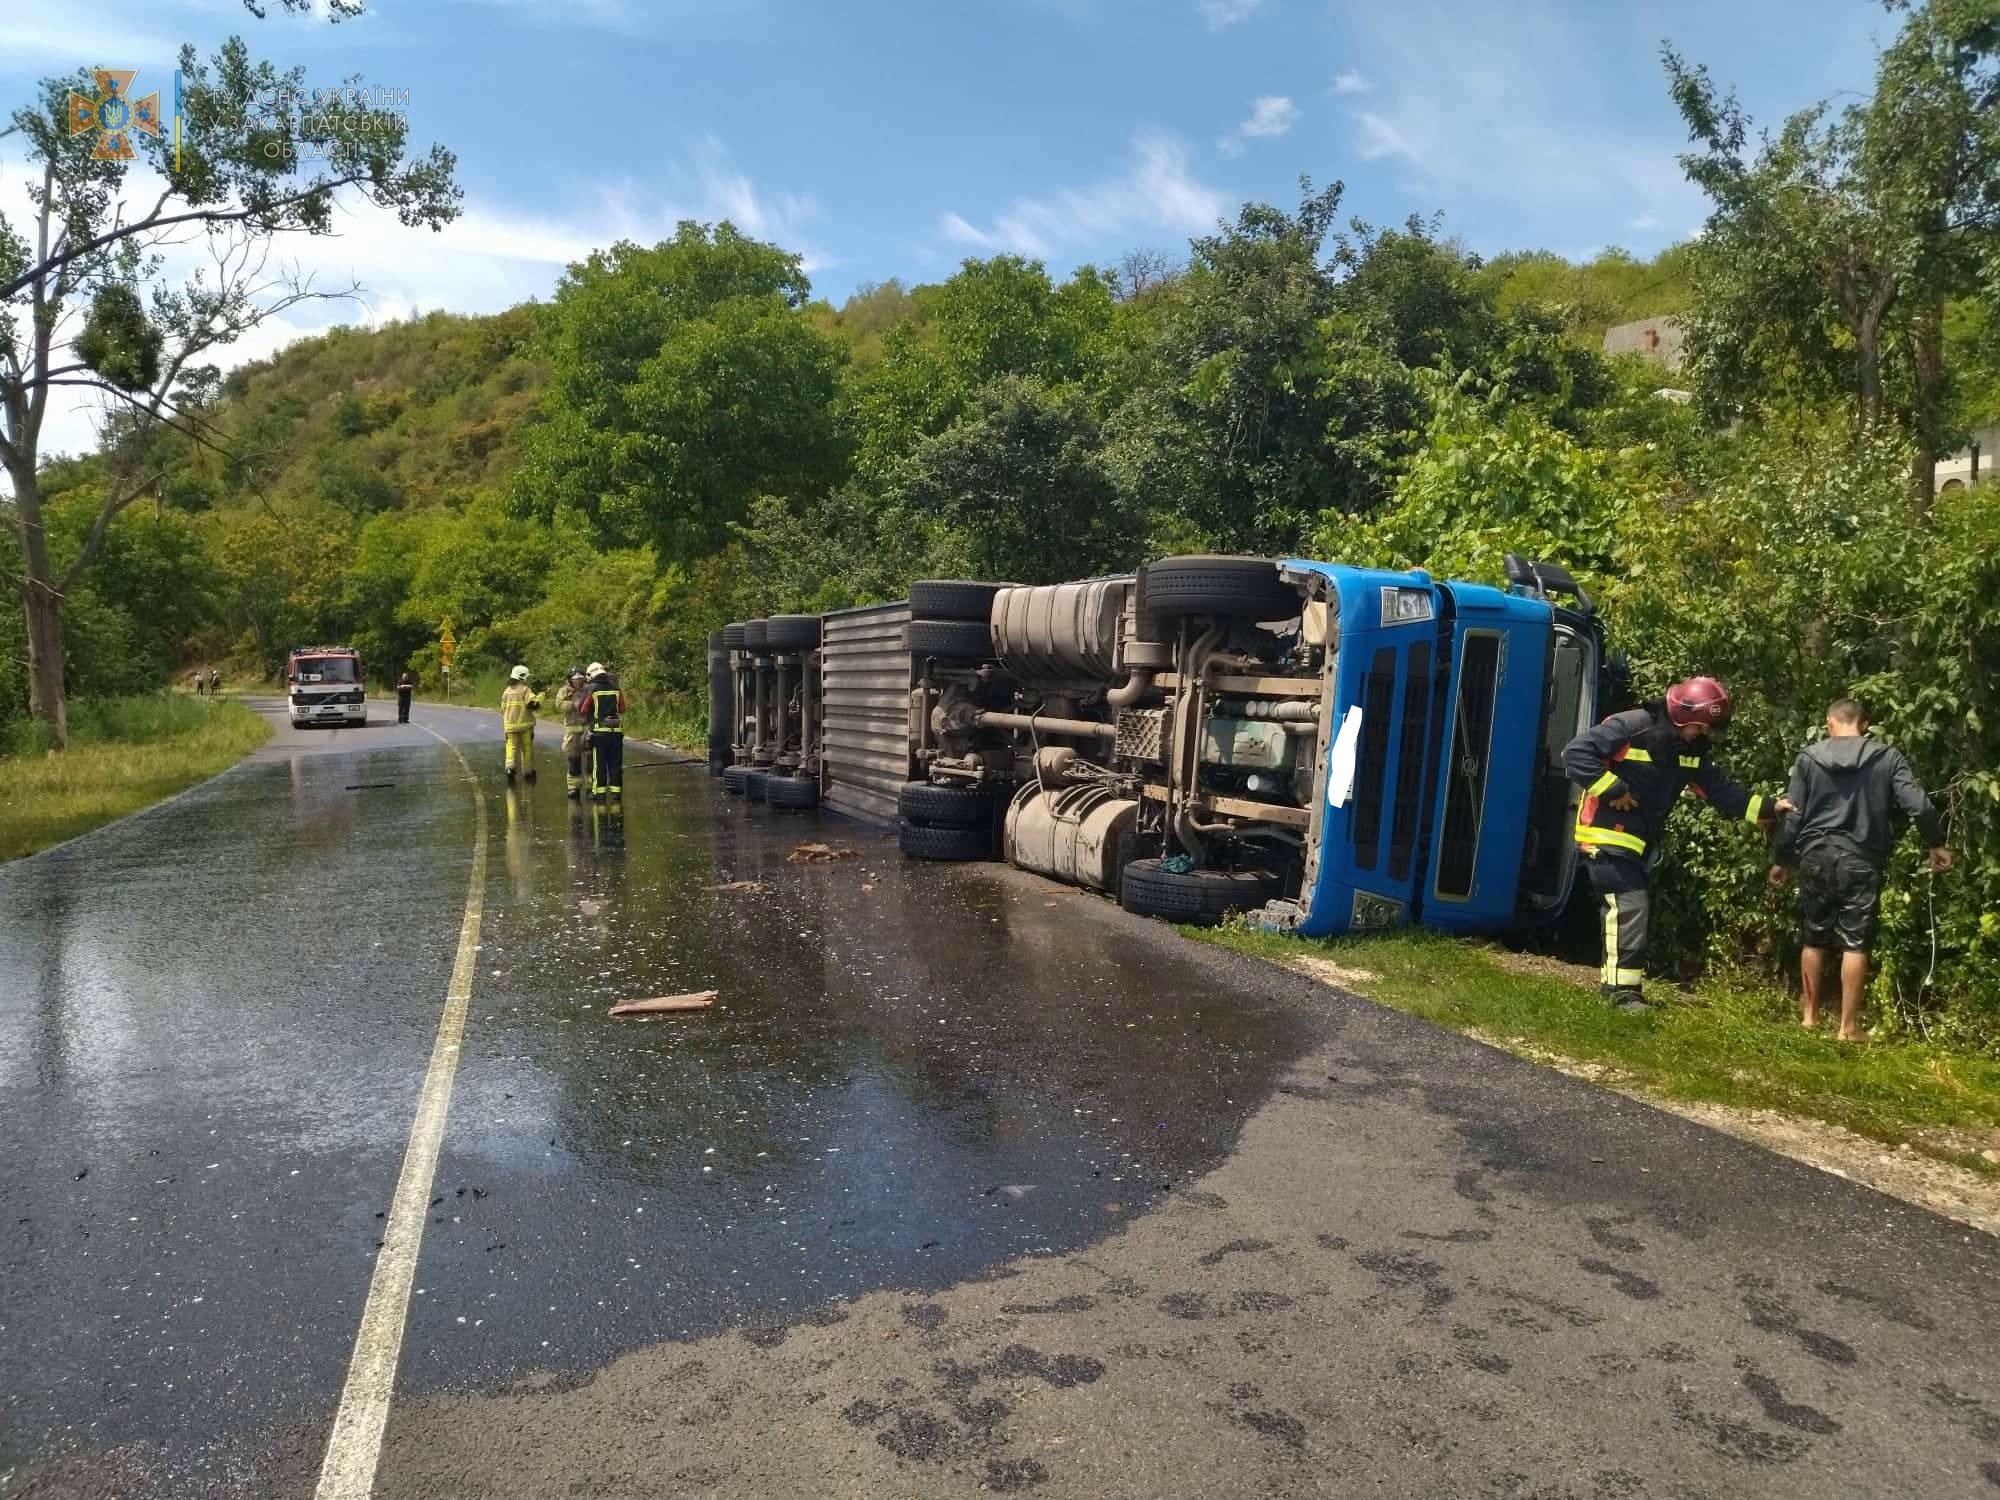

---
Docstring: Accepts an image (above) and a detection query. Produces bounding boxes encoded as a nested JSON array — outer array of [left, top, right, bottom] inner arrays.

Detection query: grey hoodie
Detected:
[[1774, 733, 1942, 869]]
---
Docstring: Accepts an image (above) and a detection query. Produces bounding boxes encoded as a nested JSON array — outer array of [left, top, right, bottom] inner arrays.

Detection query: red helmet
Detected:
[[1665, 676, 1733, 729]]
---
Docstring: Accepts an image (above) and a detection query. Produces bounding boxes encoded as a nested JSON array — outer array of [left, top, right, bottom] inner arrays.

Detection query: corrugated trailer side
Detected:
[[819, 601, 916, 824]]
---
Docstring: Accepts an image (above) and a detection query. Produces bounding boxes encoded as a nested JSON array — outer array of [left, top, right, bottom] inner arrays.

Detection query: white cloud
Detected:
[[1219, 95, 1297, 157], [1, 133, 829, 479], [1196, 0, 1265, 29], [1334, 1, 1709, 246], [1330, 70, 1371, 96], [1240, 96, 1297, 139], [1627, 211, 1663, 233], [939, 132, 1225, 262], [0, 14, 181, 70], [1356, 111, 1418, 163]]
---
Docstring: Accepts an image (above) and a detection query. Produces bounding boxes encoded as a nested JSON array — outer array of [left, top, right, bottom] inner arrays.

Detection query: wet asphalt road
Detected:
[[3, 698, 1999, 1498]]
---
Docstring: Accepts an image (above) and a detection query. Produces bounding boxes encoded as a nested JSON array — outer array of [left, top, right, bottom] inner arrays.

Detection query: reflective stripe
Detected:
[[1621, 748, 1655, 764], [1587, 770, 1621, 795], [1602, 897, 1619, 986], [1612, 967, 1645, 986], [1744, 793, 1765, 824], [1679, 754, 1702, 769], [1577, 824, 1647, 855]]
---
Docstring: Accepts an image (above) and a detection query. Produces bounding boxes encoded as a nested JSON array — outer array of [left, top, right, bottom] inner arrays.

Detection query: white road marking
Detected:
[[314, 724, 489, 1500]]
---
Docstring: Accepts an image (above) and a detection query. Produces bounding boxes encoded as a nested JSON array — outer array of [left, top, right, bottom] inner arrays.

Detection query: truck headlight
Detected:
[[1380, 586, 1434, 626]]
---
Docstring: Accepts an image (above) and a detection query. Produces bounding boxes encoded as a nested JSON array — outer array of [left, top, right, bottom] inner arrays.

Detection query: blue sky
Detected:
[[4, 0, 1895, 456]]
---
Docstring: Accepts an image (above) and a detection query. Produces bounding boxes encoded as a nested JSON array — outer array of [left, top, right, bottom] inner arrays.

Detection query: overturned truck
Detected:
[[710, 553, 1614, 937]]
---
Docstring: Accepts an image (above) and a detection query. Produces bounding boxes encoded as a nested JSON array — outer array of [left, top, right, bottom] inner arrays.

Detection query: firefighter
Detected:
[[396, 668, 415, 724], [556, 666, 590, 800], [581, 660, 625, 801], [1563, 676, 1791, 1012], [500, 664, 541, 783]]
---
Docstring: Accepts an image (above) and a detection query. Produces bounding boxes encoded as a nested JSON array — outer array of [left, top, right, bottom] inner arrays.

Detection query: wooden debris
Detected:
[[708, 880, 764, 893], [788, 842, 858, 863], [609, 991, 718, 1018]]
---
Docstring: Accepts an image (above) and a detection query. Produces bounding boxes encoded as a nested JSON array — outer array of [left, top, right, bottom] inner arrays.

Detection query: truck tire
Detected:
[[898, 820, 992, 861], [765, 774, 819, 809], [897, 781, 989, 827], [722, 765, 750, 796], [743, 619, 769, 651], [764, 614, 821, 652], [1142, 555, 1300, 622], [909, 580, 1011, 622], [722, 622, 749, 649], [745, 769, 769, 802], [1118, 859, 1280, 926], [907, 619, 993, 660]]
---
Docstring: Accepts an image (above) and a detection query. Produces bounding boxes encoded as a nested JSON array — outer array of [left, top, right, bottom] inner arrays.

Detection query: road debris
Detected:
[[578, 898, 602, 918], [609, 991, 719, 1018], [788, 842, 858, 863], [708, 880, 765, 893], [344, 783, 396, 791]]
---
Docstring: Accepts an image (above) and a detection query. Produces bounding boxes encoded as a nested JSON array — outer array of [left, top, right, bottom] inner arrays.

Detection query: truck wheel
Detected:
[[745, 769, 769, 802], [764, 614, 821, 652], [907, 619, 993, 660], [743, 619, 769, 651], [722, 622, 749, 649], [1118, 859, 1280, 926], [722, 765, 750, 797], [1142, 555, 1301, 621], [898, 820, 992, 861], [909, 580, 1010, 622], [765, 774, 819, 809], [896, 781, 989, 827]]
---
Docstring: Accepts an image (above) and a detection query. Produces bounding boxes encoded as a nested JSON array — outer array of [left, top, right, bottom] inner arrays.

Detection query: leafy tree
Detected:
[[1665, 0, 2000, 504], [883, 375, 1136, 583], [847, 257, 1117, 482], [512, 224, 847, 561], [0, 36, 459, 742]]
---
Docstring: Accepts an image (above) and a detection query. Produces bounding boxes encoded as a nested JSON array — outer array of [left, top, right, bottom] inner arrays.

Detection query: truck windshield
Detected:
[[296, 658, 358, 684]]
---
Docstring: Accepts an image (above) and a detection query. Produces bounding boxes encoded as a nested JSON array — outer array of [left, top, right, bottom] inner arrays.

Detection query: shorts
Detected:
[[1798, 841, 1882, 952]]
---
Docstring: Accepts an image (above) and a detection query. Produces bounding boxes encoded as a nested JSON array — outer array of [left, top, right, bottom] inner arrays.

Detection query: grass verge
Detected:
[[0, 695, 272, 862], [1194, 923, 2000, 1170]]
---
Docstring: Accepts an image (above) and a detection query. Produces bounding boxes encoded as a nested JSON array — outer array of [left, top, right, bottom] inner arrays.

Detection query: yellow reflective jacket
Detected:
[[557, 683, 587, 731], [501, 682, 541, 732]]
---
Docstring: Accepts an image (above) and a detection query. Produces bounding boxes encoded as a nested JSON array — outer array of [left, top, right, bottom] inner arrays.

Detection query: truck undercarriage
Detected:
[[712, 552, 1609, 939]]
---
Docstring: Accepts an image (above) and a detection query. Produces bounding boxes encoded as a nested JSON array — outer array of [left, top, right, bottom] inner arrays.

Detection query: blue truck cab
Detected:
[[1273, 555, 1606, 939]]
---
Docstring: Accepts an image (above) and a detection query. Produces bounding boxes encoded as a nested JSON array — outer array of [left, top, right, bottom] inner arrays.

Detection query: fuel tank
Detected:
[[990, 578, 1132, 684], [1002, 782, 1139, 893]]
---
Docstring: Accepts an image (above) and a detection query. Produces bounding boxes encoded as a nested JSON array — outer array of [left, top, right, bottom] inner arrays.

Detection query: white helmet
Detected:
[[509, 664, 530, 682], [586, 661, 606, 677]]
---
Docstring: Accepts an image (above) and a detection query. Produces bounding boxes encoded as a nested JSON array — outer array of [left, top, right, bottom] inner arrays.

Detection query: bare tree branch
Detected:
[[0, 175, 379, 305]]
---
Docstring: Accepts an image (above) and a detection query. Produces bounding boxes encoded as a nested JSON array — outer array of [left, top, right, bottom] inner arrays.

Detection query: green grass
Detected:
[[0, 695, 272, 862], [1196, 924, 2000, 1167]]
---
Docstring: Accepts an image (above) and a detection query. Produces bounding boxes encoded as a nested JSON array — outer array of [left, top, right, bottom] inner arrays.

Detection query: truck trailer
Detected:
[[710, 552, 1614, 938]]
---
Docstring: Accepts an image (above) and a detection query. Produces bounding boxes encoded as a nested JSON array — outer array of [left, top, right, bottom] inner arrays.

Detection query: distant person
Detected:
[[580, 661, 624, 802], [396, 669, 415, 724], [1769, 698, 1951, 1042], [1564, 677, 1789, 1012], [208, 667, 221, 697], [500, 665, 542, 783], [193, 669, 206, 699], [556, 666, 589, 800]]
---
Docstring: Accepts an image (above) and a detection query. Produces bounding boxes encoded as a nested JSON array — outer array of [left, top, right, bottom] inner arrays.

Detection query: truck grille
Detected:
[[1435, 633, 1501, 899]]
